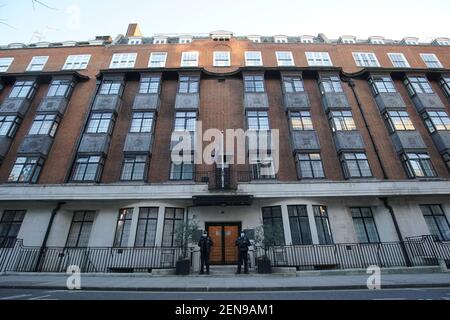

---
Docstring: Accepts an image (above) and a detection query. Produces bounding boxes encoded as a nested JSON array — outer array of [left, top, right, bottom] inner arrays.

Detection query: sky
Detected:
[[0, 0, 449, 45]]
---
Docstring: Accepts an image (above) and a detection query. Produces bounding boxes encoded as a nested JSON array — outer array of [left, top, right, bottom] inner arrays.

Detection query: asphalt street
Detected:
[[0, 287, 450, 300]]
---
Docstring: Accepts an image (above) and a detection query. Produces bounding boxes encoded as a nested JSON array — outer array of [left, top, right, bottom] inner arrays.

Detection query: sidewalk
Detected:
[[0, 271, 449, 292]]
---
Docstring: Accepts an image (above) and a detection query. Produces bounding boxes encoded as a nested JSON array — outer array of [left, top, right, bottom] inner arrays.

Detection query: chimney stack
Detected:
[[126, 23, 142, 37]]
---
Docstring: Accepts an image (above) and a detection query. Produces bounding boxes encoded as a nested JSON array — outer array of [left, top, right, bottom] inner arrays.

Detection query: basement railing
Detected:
[[1, 236, 448, 273], [0, 241, 182, 273], [254, 235, 450, 271]]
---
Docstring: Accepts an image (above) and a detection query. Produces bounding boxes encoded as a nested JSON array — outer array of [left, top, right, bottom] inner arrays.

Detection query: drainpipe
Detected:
[[184, 205, 194, 259], [64, 78, 102, 183], [380, 197, 412, 267], [343, 77, 412, 266], [34, 202, 66, 272], [342, 77, 388, 180]]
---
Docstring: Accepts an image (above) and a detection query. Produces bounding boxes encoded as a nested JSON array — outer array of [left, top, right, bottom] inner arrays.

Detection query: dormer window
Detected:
[[247, 36, 261, 43], [274, 36, 288, 43], [153, 37, 168, 45], [300, 36, 314, 44], [435, 39, 450, 46], [128, 38, 142, 45], [369, 37, 385, 45], [403, 38, 419, 45], [179, 37, 193, 44], [340, 36, 356, 44], [210, 31, 233, 41]]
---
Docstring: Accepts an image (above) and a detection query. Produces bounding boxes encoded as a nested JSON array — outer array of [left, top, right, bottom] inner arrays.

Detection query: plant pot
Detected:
[[176, 259, 191, 275], [256, 259, 272, 274]]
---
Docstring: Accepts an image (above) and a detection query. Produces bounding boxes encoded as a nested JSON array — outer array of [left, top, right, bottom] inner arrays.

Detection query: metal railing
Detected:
[[1, 236, 449, 273], [195, 169, 233, 190], [0, 240, 182, 273], [195, 167, 277, 191], [255, 235, 450, 271]]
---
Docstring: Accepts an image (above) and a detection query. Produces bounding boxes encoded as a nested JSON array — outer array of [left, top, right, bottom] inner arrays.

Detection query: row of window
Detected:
[[2, 73, 449, 183], [4, 76, 446, 135], [3, 71, 448, 103], [0, 50, 444, 73], [287, 102, 449, 136], [262, 204, 450, 246], [244, 75, 450, 97], [2, 106, 446, 184], [0, 207, 183, 248], [2, 133, 438, 185], [4, 203, 449, 249], [247, 36, 449, 46], [125, 35, 449, 46]]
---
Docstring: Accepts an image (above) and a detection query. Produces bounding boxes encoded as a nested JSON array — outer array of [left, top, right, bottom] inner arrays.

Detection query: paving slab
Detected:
[[0, 272, 449, 292]]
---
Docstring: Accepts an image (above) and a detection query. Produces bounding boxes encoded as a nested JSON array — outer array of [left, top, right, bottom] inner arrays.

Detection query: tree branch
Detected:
[[31, 0, 57, 11]]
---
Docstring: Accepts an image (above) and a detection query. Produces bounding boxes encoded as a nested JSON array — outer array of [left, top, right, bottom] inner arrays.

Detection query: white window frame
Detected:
[[276, 51, 295, 67], [181, 52, 199, 67], [0, 57, 14, 72], [245, 51, 263, 67], [305, 52, 332, 66], [213, 51, 231, 67], [148, 52, 167, 68], [109, 53, 137, 69], [352, 52, 380, 67], [388, 53, 410, 68], [420, 54, 443, 69], [62, 55, 91, 70], [26, 56, 49, 72]]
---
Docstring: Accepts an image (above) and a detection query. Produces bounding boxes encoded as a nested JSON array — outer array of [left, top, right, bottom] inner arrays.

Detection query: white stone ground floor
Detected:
[[0, 181, 449, 249]]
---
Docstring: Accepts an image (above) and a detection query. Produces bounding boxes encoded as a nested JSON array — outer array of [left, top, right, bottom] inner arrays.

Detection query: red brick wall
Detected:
[[0, 40, 448, 184]]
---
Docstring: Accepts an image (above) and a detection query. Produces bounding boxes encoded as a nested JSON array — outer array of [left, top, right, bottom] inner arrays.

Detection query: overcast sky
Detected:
[[0, 0, 449, 45]]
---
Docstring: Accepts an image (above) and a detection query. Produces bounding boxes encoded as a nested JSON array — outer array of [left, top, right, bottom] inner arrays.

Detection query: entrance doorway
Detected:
[[206, 222, 241, 265]]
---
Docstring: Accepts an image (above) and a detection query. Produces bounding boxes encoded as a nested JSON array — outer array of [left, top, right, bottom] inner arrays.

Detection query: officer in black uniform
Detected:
[[235, 232, 251, 274], [198, 231, 213, 275]]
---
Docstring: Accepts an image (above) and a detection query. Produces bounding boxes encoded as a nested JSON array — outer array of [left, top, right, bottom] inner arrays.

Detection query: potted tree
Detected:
[[254, 224, 285, 274], [174, 219, 200, 275]]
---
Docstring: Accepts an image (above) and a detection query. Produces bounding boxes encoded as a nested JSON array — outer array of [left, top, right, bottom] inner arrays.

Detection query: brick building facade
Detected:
[[0, 25, 449, 272]]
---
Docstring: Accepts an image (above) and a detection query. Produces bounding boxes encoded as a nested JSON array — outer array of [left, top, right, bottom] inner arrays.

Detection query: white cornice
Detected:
[[0, 181, 449, 201]]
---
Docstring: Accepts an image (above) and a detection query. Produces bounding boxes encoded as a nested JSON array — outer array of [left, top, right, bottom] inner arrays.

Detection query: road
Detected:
[[0, 288, 450, 300]]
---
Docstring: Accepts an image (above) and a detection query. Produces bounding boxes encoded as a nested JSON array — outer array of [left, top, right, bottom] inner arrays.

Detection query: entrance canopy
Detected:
[[192, 195, 254, 207]]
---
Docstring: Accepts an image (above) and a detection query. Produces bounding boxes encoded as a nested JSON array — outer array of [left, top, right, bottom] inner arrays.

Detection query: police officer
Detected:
[[235, 232, 251, 274], [198, 231, 213, 275]]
